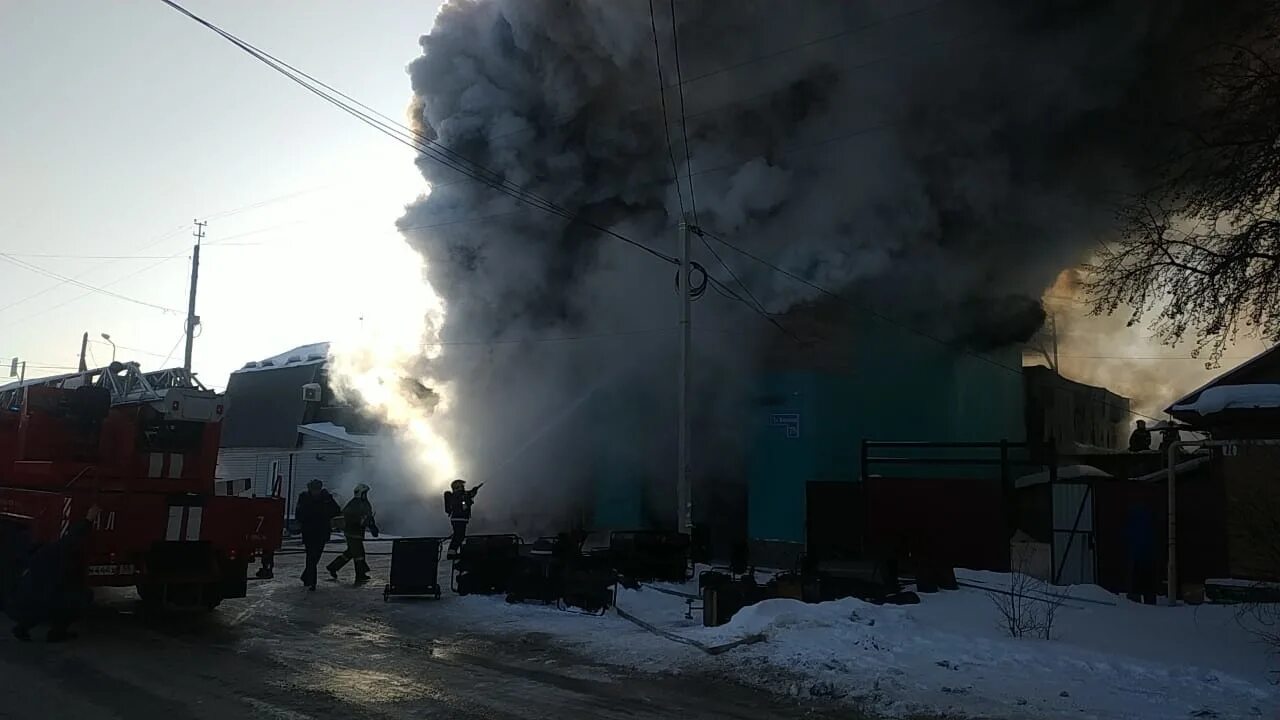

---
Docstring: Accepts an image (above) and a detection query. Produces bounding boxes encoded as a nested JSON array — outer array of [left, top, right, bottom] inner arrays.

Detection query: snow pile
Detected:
[[1172, 384, 1280, 415], [595, 571, 1278, 719]]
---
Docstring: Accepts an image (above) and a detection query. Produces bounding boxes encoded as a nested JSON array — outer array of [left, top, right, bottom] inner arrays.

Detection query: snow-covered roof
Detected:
[[1166, 344, 1280, 414], [298, 421, 369, 449], [234, 342, 330, 374], [1014, 464, 1113, 488], [1170, 384, 1280, 415]]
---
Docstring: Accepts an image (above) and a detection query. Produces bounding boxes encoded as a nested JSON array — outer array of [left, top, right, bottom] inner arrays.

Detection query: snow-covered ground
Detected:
[[283, 542, 1276, 718], [396, 563, 1278, 719]]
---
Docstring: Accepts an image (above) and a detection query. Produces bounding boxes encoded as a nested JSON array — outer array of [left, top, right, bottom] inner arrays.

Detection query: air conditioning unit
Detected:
[[301, 383, 322, 403]]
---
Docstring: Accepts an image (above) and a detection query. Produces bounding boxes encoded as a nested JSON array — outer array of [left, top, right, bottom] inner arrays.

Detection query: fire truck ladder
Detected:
[[0, 362, 210, 410]]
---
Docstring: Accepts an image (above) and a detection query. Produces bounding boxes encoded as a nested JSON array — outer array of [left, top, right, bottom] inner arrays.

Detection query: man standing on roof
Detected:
[[326, 483, 379, 586], [1127, 420, 1152, 452], [297, 479, 341, 590], [444, 479, 483, 559]]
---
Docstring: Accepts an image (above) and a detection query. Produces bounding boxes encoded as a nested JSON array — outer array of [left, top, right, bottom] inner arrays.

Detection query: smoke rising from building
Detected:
[[336, 0, 1259, 532], [1032, 269, 1273, 423]]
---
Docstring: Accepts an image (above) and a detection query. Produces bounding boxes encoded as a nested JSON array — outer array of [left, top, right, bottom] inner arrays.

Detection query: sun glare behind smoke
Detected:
[[329, 226, 459, 496]]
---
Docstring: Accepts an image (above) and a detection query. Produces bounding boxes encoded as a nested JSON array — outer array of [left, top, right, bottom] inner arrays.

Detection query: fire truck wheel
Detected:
[[136, 583, 164, 611]]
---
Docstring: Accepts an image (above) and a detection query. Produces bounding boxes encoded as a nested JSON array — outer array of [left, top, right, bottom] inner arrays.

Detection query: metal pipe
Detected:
[[1166, 440, 1183, 605]]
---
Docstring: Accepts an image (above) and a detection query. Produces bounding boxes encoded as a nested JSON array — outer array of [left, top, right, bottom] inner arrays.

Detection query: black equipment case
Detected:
[[383, 537, 443, 600]]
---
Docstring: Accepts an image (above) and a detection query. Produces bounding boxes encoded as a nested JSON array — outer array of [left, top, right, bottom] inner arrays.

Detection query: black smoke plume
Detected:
[[390, 0, 1258, 531]]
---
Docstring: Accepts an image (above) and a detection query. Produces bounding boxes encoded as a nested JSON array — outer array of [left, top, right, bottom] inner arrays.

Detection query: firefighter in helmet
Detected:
[[444, 478, 483, 559], [326, 483, 378, 586]]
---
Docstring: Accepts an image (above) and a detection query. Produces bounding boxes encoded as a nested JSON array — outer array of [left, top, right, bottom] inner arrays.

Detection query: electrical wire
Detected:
[[668, 0, 698, 226], [157, 0, 680, 268], [0, 253, 175, 260], [648, 0, 687, 218], [89, 339, 173, 360], [0, 223, 191, 318], [159, 330, 187, 368], [0, 253, 179, 313]]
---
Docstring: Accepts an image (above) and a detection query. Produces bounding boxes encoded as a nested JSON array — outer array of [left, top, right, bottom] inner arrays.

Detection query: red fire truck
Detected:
[[0, 362, 283, 609]]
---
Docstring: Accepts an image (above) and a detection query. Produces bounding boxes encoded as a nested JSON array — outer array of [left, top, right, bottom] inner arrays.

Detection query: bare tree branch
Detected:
[[1085, 8, 1280, 359]]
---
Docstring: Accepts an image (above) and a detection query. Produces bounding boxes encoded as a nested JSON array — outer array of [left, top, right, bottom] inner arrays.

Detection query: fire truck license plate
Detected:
[[88, 564, 133, 577]]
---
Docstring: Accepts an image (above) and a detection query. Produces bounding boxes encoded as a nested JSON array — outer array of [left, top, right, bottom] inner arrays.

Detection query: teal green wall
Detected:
[[747, 320, 1026, 545]]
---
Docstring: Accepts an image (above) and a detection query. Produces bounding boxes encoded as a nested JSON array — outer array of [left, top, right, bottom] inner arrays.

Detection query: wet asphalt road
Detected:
[[0, 550, 862, 720]]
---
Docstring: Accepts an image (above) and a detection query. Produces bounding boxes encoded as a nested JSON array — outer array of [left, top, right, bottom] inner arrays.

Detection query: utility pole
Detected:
[[1051, 314, 1060, 371], [78, 332, 89, 372], [677, 218, 693, 536], [183, 220, 205, 376]]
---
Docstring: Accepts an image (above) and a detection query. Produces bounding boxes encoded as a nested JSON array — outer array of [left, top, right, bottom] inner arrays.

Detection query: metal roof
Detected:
[[1165, 343, 1280, 415]]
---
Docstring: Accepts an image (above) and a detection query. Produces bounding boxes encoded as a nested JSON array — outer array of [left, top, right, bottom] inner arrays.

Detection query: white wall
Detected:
[[216, 436, 370, 518]]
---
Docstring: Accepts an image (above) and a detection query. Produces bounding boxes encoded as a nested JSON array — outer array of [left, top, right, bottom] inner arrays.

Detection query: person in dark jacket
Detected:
[[1127, 420, 1152, 452], [444, 479, 483, 559], [296, 479, 342, 590], [9, 505, 99, 642], [326, 484, 378, 586]]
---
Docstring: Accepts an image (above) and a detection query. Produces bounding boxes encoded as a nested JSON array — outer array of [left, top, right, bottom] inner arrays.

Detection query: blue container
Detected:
[[748, 318, 1026, 548]]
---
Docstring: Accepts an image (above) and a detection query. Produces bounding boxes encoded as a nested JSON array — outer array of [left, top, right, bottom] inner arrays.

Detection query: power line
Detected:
[[0, 223, 191, 318], [648, 0, 686, 218], [657, 0, 791, 341], [668, 0, 698, 226], [157, 0, 680, 268], [202, 185, 331, 221], [0, 254, 186, 331], [89, 339, 173, 360], [0, 253, 175, 260], [159, 330, 187, 368], [0, 253, 179, 314]]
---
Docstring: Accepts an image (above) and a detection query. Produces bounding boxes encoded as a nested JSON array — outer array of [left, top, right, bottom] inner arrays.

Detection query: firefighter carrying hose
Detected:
[[444, 479, 483, 559], [326, 483, 378, 586]]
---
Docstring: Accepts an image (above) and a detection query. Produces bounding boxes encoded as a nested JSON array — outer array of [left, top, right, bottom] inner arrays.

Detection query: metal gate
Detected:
[[1051, 481, 1096, 585]]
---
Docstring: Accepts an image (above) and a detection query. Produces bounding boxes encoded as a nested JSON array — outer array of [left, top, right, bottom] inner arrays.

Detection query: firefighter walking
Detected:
[[326, 483, 379, 586], [296, 479, 341, 590]]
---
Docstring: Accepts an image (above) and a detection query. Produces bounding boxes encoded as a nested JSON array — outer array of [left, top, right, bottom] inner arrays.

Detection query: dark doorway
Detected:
[[806, 481, 865, 561]]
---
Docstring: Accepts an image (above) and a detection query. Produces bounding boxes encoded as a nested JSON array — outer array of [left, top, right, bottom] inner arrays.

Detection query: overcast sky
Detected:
[[0, 0, 439, 388]]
